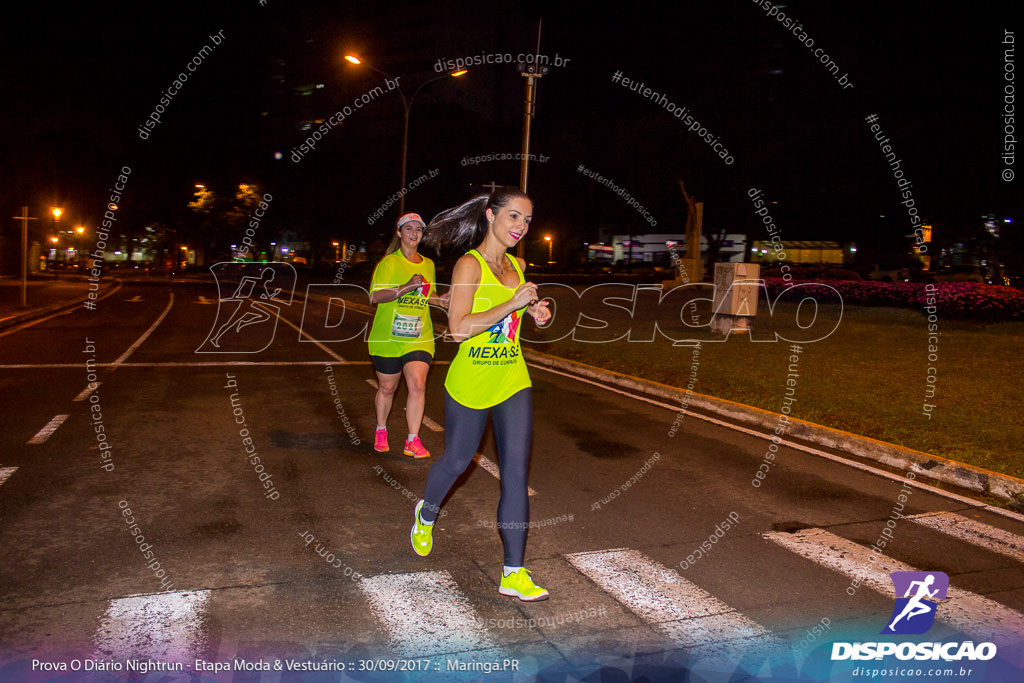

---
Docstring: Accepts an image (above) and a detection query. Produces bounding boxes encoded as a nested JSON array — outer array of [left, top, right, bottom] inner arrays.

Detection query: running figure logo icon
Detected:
[[197, 262, 296, 353], [882, 571, 949, 635], [487, 310, 521, 345]]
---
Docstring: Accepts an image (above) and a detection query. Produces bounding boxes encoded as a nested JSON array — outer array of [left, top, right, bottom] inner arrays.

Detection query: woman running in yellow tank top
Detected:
[[410, 187, 553, 601]]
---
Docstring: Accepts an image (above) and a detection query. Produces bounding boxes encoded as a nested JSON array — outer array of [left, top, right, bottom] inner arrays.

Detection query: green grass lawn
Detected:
[[528, 300, 1024, 480]]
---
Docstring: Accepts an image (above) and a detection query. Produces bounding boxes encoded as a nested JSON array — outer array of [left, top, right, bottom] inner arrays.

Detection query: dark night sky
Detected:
[[1, 0, 1018, 266]]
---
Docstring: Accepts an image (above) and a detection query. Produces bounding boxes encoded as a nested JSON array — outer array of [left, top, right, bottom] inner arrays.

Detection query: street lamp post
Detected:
[[345, 55, 465, 214], [545, 235, 553, 263], [76, 226, 85, 266], [50, 207, 63, 278], [516, 19, 549, 258], [12, 207, 37, 306]]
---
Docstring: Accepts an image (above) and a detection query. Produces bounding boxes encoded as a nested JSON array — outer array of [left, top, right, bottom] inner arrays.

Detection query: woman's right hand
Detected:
[[403, 274, 425, 294], [511, 282, 539, 308]]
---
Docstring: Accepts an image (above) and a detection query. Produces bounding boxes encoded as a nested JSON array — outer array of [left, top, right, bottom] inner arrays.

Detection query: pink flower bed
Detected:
[[761, 278, 1024, 320]]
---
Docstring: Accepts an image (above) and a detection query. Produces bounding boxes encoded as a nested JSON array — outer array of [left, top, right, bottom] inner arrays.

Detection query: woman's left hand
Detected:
[[527, 299, 551, 326], [439, 291, 451, 309]]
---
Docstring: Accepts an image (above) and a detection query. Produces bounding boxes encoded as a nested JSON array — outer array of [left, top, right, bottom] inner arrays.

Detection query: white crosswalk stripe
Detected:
[[73, 381, 101, 402], [91, 590, 210, 664], [764, 528, 1024, 646], [27, 414, 69, 444], [420, 414, 444, 432], [78, 513, 1024, 666], [473, 453, 538, 496], [565, 548, 787, 661], [0, 466, 17, 488], [359, 570, 500, 658], [907, 511, 1024, 564]]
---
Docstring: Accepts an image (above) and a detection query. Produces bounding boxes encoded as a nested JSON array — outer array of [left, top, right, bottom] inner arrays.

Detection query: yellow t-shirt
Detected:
[[368, 251, 436, 357], [444, 250, 531, 409]]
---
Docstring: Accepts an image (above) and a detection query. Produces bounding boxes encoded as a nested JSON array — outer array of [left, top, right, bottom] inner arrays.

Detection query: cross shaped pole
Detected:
[[12, 206, 38, 307]]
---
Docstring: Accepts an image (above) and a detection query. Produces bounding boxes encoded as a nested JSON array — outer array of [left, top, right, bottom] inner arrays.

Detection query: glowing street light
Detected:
[[345, 53, 466, 213], [544, 235, 553, 263], [49, 208, 64, 274]]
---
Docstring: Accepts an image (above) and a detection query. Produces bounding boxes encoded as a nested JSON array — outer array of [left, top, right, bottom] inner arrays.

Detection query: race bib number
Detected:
[[392, 313, 422, 339]]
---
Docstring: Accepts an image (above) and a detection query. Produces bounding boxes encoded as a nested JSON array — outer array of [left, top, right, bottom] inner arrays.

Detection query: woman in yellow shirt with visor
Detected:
[[368, 212, 448, 457]]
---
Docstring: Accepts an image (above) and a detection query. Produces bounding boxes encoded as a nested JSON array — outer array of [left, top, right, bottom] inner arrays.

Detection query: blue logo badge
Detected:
[[882, 571, 948, 635]]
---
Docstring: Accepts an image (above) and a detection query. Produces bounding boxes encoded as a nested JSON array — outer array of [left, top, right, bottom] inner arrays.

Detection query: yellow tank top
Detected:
[[444, 250, 531, 409], [367, 251, 436, 358]]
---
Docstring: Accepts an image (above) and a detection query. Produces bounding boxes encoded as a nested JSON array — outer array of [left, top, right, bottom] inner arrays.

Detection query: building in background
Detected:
[[748, 240, 853, 266], [588, 233, 747, 266]]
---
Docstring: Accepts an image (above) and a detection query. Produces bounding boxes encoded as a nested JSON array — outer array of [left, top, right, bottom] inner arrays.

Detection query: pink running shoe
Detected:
[[374, 428, 389, 452], [403, 435, 430, 459]]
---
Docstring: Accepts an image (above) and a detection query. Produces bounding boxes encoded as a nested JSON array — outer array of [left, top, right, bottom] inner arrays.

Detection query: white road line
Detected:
[[764, 528, 1024, 646], [473, 453, 537, 496], [359, 570, 498, 657], [27, 414, 69, 444], [565, 548, 786, 658], [421, 415, 444, 432], [92, 590, 210, 665], [257, 301, 346, 363], [528, 362, 1024, 524], [110, 293, 175, 369], [73, 382, 101, 401], [365, 379, 445, 432], [0, 467, 17, 487], [907, 511, 1024, 564]]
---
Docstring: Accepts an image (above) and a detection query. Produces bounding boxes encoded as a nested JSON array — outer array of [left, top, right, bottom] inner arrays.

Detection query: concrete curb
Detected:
[[0, 281, 120, 331], [523, 348, 1024, 507], [192, 288, 1024, 507]]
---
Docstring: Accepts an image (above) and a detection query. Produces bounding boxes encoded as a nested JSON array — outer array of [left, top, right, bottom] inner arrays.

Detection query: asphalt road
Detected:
[[1, 274, 1023, 681]]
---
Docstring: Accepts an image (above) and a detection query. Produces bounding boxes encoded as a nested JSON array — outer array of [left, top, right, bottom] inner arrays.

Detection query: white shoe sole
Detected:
[[498, 586, 549, 601]]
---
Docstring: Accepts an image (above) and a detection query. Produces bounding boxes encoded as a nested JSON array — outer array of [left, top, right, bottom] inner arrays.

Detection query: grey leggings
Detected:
[[420, 388, 533, 566]]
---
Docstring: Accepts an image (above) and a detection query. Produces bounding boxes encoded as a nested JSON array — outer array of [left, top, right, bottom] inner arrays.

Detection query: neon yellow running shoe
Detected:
[[410, 500, 433, 557], [499, 568, 549, 601]]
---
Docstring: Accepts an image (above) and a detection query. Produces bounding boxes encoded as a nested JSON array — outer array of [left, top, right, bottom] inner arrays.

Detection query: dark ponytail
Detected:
[[424, 186, 531, 252]]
